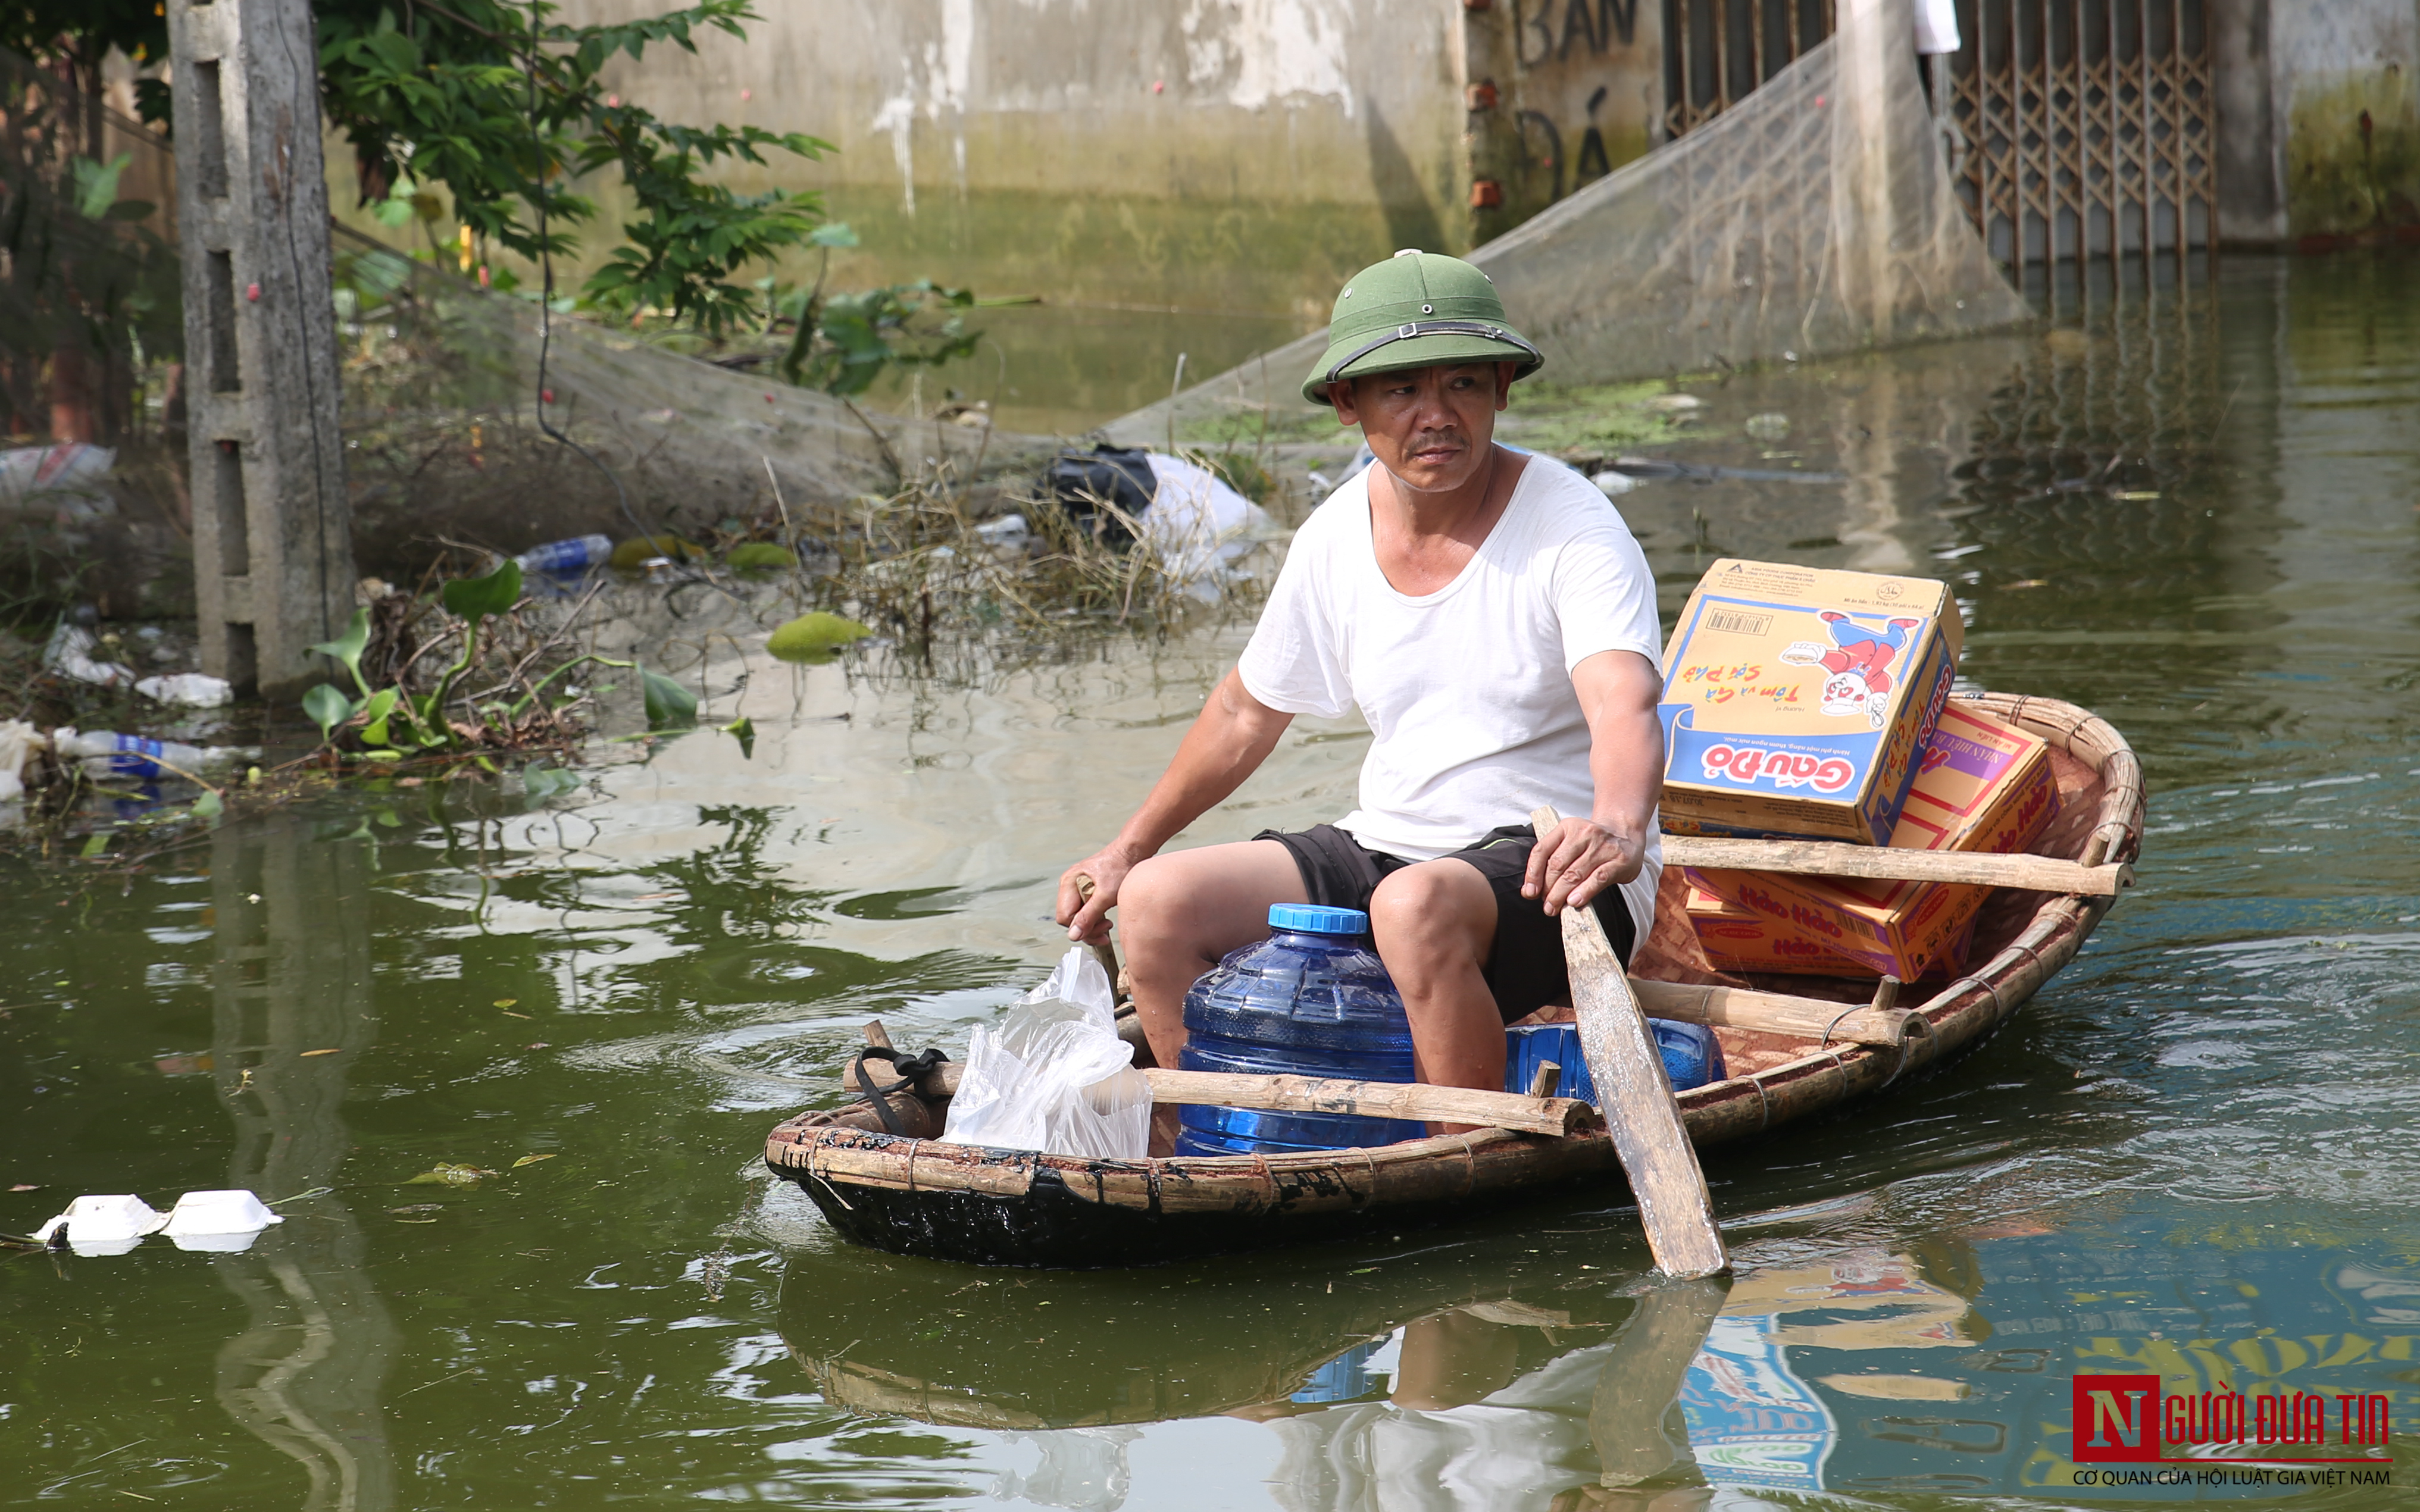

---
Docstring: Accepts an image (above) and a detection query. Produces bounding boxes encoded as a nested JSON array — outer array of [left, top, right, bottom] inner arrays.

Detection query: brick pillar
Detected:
[[167, 0, 355, 700]]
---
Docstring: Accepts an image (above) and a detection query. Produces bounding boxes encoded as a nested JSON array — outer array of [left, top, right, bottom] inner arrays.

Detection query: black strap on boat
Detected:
[[850, 1046, 950, 1137]]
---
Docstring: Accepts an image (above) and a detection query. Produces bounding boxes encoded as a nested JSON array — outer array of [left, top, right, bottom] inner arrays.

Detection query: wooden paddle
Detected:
[[1531, 805, 1729, 1279], [1070, 875, 1124, 995]]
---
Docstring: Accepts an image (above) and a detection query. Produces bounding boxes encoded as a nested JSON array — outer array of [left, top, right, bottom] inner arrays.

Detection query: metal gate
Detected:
[[1947, 0, 2216, 273], [1659, 0, 1836, 141]]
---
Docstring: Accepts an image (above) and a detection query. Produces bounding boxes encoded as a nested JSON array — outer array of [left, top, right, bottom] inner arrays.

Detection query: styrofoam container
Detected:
[[33, 1194, 168, 1256], [162, 1189, 283, 1252]]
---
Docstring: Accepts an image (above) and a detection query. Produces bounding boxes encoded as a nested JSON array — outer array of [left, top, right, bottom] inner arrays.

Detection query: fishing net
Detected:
[[1107, 0, 2031, 447]]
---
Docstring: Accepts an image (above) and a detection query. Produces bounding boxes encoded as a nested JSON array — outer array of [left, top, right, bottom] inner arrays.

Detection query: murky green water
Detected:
[[6, 252, 2419, 1508]]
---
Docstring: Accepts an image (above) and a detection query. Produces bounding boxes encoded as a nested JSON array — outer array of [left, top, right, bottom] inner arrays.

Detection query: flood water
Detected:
[[5, 251, 2418, 1509]]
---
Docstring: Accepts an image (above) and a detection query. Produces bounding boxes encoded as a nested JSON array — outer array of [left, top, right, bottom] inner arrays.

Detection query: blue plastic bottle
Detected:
[[1175, 904, 1422, 1156], [512, 534, 612, 577], [1502, 1019, 1727, 1104]]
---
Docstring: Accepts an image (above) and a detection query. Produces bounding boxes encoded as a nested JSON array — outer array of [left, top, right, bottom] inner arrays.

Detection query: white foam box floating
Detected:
[[161, 1189, 284, 1252], [32, 1189, 284, 1255], [33, 1194, 168, 1256]]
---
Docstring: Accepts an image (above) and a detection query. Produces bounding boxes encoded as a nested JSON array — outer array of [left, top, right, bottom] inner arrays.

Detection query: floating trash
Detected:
[[161, 1189, 284, 1253], [32, 1194, 168, 1256]]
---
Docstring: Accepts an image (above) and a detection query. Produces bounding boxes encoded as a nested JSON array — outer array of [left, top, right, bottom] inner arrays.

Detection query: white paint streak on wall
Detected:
[[1180, 0, 1356, 118], [871, 93, 917, 212]]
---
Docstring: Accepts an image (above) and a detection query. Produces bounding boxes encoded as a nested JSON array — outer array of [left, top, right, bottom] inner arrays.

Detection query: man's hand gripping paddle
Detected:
[[1530, 806, 1729, 1279]]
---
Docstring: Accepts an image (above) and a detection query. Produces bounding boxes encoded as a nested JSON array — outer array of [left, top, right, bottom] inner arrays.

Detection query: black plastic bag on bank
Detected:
[[1043, 444, 1157, 549]]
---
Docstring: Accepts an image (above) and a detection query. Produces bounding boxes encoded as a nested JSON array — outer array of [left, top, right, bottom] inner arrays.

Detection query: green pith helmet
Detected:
[[1300, 250, 1543, 405]]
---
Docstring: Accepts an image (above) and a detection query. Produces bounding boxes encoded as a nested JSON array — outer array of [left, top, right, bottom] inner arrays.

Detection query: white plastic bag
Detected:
[[136, 672, 235, 708], [1138, 453, 1271, 596], [943, 947, 1150, 1159], [0, 719, 42, 802]]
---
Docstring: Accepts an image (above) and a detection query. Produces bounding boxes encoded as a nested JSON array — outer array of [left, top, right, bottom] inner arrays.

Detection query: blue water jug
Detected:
[[1292, 1341, 1384, 1404], [1502, 1020, 1727, 1104], [1175, 904, 1422, 1156]]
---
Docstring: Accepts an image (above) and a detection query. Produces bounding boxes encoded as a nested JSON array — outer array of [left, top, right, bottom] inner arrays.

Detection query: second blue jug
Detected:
[[1175, 904, 1421, 1156]]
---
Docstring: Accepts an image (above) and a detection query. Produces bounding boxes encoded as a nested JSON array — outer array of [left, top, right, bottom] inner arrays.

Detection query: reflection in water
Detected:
[[781, 1220, 2415, 1507], [993, 1426, 1143, 1511], [205, 816, 394, 1512]]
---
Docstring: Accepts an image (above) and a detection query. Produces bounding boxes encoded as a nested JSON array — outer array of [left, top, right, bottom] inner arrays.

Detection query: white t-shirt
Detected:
[[1238, 454, 1665, 943]]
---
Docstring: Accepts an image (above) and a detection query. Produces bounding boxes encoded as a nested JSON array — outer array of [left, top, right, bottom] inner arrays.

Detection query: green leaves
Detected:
[[304, 683, 353, 743], [314, 0, 831, 336], [781, 280, 980, 396], [359, 687, 404, 748], [522, 762, 581, 807], [312, 606, 374, 696], [721, 715, 755, 759], [442, 558, 523, 622], [640, 668, 698, 731], [405, 1163, 498, 1187], [70, 154, 130, 219], [422, 558, 524, 746], [766, 612, 872, 662]]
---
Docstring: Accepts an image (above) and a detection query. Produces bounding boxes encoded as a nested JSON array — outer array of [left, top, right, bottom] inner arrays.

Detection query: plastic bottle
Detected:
[[512, 534, 612, 576], [1175, 904, 1423, 1156], [51, 728, 251, 778], [1503, 1019, 1727, 1104]]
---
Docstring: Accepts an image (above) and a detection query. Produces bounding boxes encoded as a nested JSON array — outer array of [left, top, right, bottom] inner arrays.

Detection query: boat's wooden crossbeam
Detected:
[[1629, 978, 1918, 1048], [1141, 1066, 1595, 1137], [839, 976, 1936, 1109], [1659, 834, 2131, 896]]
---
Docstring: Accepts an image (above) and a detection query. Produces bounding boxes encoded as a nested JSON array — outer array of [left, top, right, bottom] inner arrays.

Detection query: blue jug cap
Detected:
[[1268, 903, 1370, 935]]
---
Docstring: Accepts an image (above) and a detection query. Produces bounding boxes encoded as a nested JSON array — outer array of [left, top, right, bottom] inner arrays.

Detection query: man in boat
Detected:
[[1056, 250, 1665, 1098]]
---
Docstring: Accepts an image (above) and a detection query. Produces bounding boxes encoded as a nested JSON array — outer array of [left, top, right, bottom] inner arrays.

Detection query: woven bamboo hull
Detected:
[[766, 693, 2143, 1270]]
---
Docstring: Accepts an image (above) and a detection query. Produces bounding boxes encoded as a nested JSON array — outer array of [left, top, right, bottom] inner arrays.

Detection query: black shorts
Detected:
[[1254, 823, 1638, 1025]]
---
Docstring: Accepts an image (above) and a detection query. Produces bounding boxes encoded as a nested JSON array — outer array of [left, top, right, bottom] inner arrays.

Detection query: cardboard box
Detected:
[[1658, 560, 1963, 843], [1684, 885, 1979, 979], [1684, 885, 1865, 975], [1684, 702, 2058, 981]]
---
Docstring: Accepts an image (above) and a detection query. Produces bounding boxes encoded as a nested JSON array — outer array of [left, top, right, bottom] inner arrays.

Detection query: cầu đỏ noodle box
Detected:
[[1657, 560, 1962, 844]]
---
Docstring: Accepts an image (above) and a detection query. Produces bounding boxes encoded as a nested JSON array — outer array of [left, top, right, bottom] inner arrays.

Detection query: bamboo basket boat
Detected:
[[765, 693, 2143, 1269]]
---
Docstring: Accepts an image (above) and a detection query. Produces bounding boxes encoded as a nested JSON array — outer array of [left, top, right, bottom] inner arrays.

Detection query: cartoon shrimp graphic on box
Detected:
[[1778, 612, 1926, 730]]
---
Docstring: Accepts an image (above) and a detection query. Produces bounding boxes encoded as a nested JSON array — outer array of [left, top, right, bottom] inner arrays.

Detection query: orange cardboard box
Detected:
[[1684, 885, 1979, 980], [1658, 560, 1962, 844], [1684, 702, 2058, 980]]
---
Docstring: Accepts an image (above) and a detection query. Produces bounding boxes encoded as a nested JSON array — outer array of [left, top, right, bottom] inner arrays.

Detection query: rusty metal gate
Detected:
[[1947, 0, 2217, 273], [1659, 0, 1836, 140], [1658, 0, 2215, 275]]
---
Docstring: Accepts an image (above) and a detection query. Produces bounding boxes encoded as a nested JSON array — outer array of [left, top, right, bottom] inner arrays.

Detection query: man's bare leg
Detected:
[[1116, 838, 1308, 1070], [1368, 859, 1504, 1125]]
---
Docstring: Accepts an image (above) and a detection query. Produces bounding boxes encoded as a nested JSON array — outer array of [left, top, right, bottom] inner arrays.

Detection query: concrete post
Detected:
[[167, 0, 355, 700]]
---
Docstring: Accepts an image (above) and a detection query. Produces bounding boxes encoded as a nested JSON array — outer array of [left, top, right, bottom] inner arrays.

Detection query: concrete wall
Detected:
[[2212, 0, 2420, 245], [559, 0, 1477, 318], [2271, 0, 2420, 240], [2210, 0, 2283, 243], [1467, 0, 1664, 238]]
